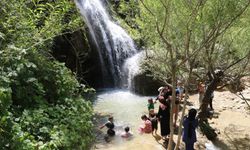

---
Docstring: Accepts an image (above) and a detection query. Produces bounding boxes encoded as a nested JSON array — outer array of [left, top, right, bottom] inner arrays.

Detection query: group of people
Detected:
[[139, 83, 199, 150], [100, 116, 133, 140], [140, 84, 183, 140], [100, 82, 202, 150]]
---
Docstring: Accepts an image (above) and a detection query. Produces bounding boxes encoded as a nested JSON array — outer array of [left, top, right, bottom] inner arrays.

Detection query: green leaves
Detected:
[[0, 88, 12, 116], [138, 0, 250, 82], [0, 0, 93, 149], [0, 32, 5, 40]]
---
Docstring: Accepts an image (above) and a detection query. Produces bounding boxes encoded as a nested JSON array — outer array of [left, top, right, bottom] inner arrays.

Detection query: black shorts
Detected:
[[151, 120, 158, 131], [107, 129, 115, 136]]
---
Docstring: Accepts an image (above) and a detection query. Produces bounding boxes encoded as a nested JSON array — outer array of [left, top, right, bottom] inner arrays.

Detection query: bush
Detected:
[[0, 0, 94, 149], [0, 47, 94, 149]]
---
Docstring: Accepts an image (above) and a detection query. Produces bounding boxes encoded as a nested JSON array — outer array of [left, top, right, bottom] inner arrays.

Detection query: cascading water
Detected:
[[122, 51, 144, 90], [75, 0, 137, 88], [74, 1, 162, 149]]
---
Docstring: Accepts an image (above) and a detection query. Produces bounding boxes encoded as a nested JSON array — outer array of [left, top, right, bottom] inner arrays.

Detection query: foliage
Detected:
[[0, 0, 94, 149], [110, 0, 142, 45], [137, 0, 250, 149], [138, 0, 250, 85]]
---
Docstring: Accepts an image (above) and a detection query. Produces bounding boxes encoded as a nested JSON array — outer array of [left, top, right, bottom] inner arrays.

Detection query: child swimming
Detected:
[[121, 126, 133, 138]]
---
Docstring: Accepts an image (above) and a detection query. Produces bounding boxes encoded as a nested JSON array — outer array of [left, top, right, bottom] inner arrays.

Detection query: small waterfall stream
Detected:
[[75, 0, 138, 88], [122, 51, 144, 90]]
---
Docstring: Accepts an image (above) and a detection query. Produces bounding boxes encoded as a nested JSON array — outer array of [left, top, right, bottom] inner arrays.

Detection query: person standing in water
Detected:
[[121, 126, 133, 138], [100, 116, 115, 136]]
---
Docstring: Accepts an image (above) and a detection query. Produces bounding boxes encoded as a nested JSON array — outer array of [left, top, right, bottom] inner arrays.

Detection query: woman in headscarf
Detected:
[[157, 96, 170, 140]]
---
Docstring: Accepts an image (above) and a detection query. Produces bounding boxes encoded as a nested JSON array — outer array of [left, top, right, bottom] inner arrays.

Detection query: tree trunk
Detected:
[[174, 69, 193, 149], [199, 71, 223, 120], [198, 70, 223, 140], [168, 66, 177, 150], [174, 84, 189, 150]]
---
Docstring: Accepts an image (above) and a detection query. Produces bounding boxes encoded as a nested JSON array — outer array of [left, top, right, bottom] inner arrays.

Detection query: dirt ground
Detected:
[[187, 85, 250, 150]]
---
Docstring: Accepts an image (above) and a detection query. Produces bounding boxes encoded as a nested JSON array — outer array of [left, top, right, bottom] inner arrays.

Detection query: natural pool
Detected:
[[92, 89, 165, 150]]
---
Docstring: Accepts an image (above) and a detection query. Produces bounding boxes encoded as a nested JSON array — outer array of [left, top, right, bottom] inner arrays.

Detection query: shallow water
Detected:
[[92, 89, 165, 150]]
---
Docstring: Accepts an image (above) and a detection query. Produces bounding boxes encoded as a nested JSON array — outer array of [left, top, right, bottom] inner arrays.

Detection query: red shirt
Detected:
[[143, 120, 152, 133]]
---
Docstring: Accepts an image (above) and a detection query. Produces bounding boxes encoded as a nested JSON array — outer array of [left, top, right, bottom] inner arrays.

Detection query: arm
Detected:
[[194, 119, 199, 128], [157, 107, 162, 120], [183, 116, 187, 126], [154, 98, 158, 103], [100, 122, 107, 129]]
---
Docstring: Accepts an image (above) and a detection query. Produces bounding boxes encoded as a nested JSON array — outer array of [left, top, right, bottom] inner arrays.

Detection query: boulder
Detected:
[[133, 71, 164, 96]]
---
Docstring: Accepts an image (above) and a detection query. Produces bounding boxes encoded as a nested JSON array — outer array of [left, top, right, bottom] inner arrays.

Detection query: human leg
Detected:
[[185, 142, 194, 150], [199, 93, 204, 108], [209, 97, 214, 110]]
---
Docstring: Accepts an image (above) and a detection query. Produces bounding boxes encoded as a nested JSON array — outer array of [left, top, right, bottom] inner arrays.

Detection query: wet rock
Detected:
[[52, 28, 109, 88], [133, 71, 165, 95]]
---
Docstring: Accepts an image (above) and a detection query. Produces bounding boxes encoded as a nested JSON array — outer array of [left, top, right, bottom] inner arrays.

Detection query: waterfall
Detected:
[[75, 0, 137, 88], [122, 51, 144, 90]]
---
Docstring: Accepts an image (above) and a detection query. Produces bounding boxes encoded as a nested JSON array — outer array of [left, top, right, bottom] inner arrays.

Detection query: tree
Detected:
[[138, 0, 250, 149]]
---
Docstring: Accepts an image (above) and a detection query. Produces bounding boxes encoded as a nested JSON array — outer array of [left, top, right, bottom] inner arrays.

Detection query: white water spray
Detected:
[[122, 51, 144, 90]]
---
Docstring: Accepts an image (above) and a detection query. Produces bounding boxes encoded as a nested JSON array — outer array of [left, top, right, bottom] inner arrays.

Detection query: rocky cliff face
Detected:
[[133, 72, 164, 95], [52, 28, 106, 88], [52, 29, 163, 95]]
